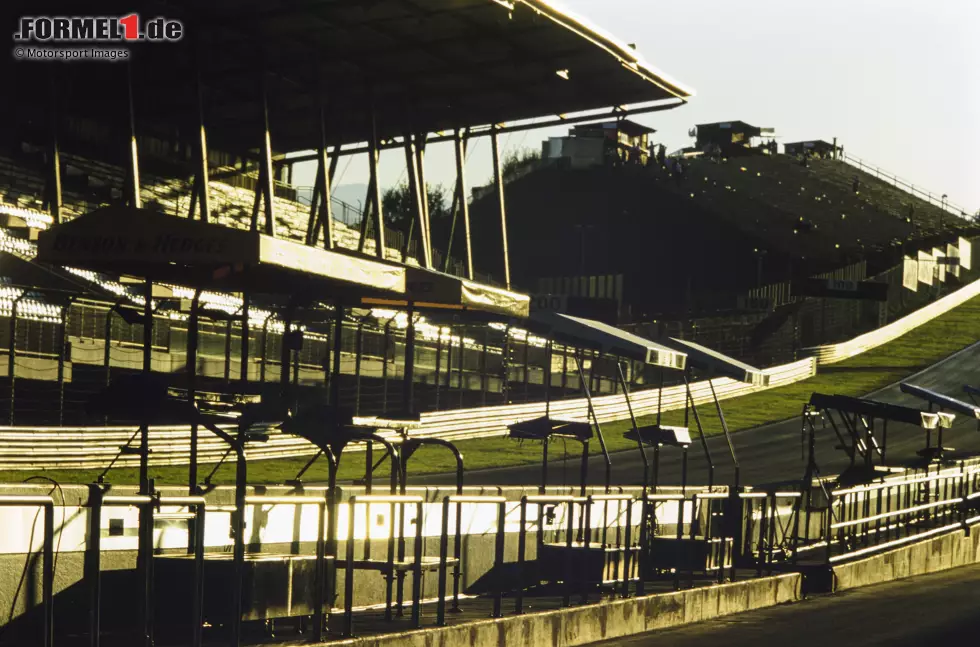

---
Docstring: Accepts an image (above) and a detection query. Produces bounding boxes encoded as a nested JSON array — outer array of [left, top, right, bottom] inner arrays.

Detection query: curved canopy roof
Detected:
[[3, 0, 693, 152]]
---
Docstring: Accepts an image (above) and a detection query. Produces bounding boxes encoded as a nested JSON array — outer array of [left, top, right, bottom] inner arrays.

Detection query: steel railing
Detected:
[[841, 153, 972, 218]]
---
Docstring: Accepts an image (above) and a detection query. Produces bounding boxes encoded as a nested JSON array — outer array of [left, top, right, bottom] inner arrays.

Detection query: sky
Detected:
[[294, 0, 980, 215]]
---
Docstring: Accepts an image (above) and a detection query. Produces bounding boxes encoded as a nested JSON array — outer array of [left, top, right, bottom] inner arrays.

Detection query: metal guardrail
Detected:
[[820, 465, 979, 565], [0, 359, 815, 470]]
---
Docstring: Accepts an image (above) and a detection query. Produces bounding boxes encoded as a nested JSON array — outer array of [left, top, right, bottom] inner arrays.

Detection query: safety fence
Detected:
[[790, 463, 980, 566]]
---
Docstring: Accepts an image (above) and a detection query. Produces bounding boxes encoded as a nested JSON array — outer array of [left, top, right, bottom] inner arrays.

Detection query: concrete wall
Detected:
[[833, 522, 980, 592], [337, 573, 802, 647]]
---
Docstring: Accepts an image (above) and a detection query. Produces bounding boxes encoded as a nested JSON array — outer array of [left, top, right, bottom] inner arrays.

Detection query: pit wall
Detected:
[[336, 573, 802, 647], [832, 520, 980, 592]]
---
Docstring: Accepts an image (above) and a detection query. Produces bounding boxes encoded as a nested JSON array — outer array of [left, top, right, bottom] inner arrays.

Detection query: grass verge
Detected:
[[4, 295, 979, 486]]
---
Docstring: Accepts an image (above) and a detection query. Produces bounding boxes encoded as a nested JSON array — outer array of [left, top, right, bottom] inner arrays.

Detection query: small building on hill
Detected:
[[542, 119, 655, 169], [695, 120, 774, 157], [784, 140, 836, 158]]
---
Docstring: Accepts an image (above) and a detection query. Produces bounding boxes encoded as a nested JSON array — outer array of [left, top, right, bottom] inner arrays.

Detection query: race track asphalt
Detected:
[[587, 562, 980, 647], [414, 342, 980, 489]]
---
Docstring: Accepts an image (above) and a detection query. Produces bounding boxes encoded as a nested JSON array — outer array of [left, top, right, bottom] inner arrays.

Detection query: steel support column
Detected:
[[490, 126, 511, 289], [458, 327, 465, 408], [125, 62, 141, 209], [57, 300, 71, 426], [240, 294, 250, 389], [8, 296, 23, 426], [46, 72, 62, 224], [415, 134, 433, 266], [522, 335, 530, 402], [381, 318, 393, 414], [330, 306, 344, 407], [260, 316, 270, 383], [449, 129, 473, 278], [193, 45, 210, 222], [256, 69, 276, 236], [354, 319, 364, 415], [368, 105, 387, 258], [281, 305, 295, 404], [187, 291, 201, 494], [138, 280, 153, 647], [501, 324, 511, 404], [480, 328, 489, 407], [403, 136, 430, 267], [223, 319, 233, 385], [403, 306, 416, 416], [307, 77, 335, 249], [434, 328, 443, 410]]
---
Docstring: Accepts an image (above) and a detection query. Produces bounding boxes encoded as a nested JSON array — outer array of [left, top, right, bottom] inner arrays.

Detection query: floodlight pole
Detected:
[[490, 125, 511, 289]]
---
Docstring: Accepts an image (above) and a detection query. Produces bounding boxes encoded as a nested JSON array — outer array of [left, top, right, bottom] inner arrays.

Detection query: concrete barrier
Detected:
[[833, 522, 980, 592], [325, 573, 802, 647]]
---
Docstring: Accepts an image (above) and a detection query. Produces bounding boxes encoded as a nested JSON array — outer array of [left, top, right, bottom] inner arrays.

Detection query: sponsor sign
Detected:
[[917, 250, 934, 286], [791, 277, 888, 301], [903, 257, 918, 292]]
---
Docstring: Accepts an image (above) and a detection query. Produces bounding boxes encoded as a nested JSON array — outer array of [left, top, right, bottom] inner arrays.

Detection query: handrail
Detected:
[[841, 153, 971, 217]]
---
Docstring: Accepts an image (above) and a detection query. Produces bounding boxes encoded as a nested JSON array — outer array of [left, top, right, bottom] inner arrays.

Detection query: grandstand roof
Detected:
[[573, 120, 657, 137], [0, 251, 91, 297], [34, 206, 531, 316], [34, 206, 407, 299], [4, 0, 693, 153]]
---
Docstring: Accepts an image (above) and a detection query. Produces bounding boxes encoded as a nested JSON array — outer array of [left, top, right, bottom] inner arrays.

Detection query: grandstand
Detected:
[[470, 132, 978, 322]]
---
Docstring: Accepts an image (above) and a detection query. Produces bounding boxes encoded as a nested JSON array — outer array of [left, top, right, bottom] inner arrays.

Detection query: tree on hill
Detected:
[[382, 182, 454, 249]]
